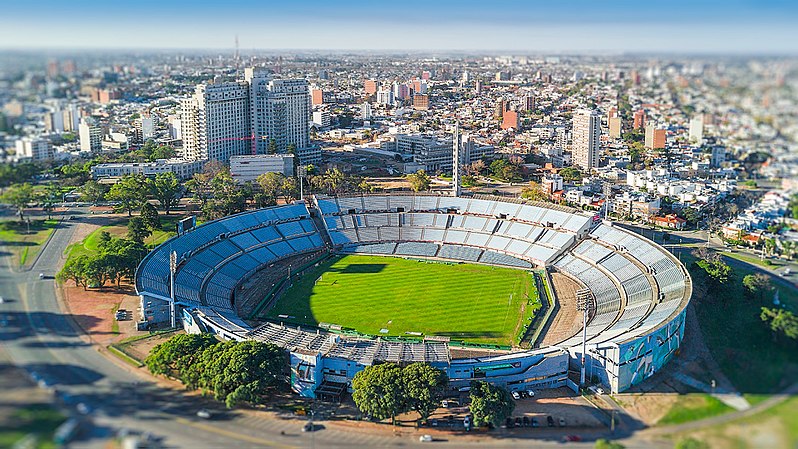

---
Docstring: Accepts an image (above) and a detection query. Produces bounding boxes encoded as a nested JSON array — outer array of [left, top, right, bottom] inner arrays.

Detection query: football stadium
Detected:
[[135, 194, 691, 400]]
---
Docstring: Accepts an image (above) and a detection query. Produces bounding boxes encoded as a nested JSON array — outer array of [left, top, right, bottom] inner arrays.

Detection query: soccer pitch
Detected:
[[266, 254, 539, 346]]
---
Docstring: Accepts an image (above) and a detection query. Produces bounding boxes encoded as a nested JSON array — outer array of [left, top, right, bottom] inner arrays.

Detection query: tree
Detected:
[[695, 258, 732, 285], [145, 333, 219, 379], [80, 180, 107, 204], [186, 340, 286, 407], [140, 202, 161, 230], [402, 363, 448, 424], [127, 216, 151, 243], [351, 363, 406, 424], [41, 182, 61, 220], [674, 437, 709, 449], [56, 254, 90, 289], [152, 172, 180, 215], [595, 439, 625, 449], [204, 171, 248, 220], [781, 240, 795, 260], [760, 307, 798, 342], [357, 179, 375, 194], [150, 145, 176, 161], [468, 381, 514, 428], [521, 181, 546, 201], [2, 183, 35, 222], [742, 273, 772, 300], [407, 170, 431, 192], [559, 166, 582, 182], [257, 172, 285, 206], [764, 238, 777, 256], [106, 174, 149, 216], [267, 138, 277, 155]]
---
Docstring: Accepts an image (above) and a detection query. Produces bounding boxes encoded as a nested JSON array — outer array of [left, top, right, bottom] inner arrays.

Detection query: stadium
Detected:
[[135, 194, 691, 400]]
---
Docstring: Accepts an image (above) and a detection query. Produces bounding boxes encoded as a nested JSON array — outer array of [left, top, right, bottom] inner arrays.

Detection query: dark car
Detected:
[[515, 417, 522, 427], [531, 417, 539, 428], [522, 416, 529, 427], [506, 417, 514, 428], [546, 415, 555, 427]]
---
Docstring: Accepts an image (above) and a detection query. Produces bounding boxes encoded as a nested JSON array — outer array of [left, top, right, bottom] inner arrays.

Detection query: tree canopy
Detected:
[[468, 381, 514, 428], [152, 172, 180, 215], [406, 170, 431, 192], [761, 307, 798, 343], [2, 183, 35, 222], [106, 174, 150, 216]]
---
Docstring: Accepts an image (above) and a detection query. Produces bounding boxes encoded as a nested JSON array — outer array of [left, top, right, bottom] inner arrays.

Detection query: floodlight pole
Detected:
[[576, 288, 592, 387], [169, 250, 177, 329]]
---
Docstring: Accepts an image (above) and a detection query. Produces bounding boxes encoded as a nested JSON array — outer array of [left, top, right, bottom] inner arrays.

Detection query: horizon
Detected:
[[1, 0, 797, 54]]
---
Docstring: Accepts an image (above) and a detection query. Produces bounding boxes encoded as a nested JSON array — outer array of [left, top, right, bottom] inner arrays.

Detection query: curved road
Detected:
[[1, 211, 670, 448]]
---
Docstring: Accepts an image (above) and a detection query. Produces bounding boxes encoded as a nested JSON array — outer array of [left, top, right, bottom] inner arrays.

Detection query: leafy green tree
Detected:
[[559, 166, 583, 182], [407, 170, 431, 192], [402, 363, 448, 424], [267, 138, 277, 155], [256, 172, 284, 206], [468, 381, 514, 428], [127, 216, 151, 243], [674, 437, 709, 449], [145, 333, 219, 378], [206, 171, 248, 219], [742, 273, 772, 300], [358, 179, 375, 194], [80, 180, 107, 204], [41, 182, 61, 220], [56, 254, 90, 289], [695, 258, 732, 285], [140, 202, 160, 230], [150, 145, 176, 161], [595, 439, 625, 449], [187, 341, 286, 407], [152, 172, 180, 215], [351, 363, 406, 424], [521, 181, 546, 201], [107, 174, 149, 216], [2, 183, 35, 222], [761, 307, 798, 342]]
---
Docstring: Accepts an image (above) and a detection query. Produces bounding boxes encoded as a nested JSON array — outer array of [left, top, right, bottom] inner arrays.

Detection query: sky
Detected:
[[1, 0, 797, 53]]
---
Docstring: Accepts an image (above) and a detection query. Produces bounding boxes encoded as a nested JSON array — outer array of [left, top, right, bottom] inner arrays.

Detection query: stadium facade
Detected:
[[136, 195, 690, 397]]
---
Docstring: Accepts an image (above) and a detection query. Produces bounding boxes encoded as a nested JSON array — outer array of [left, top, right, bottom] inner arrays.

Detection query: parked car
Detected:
[[505, 417, 514, 428], [196, 409, 212, 419], [526, 390, 536, 397], [419, 435, 433, 443], [531, 417, 539, 428], [302, 421, 314, 432], [559, 417, 566, 427], [515, 417, 522, 427], [546, 416, 555, 427], [522, 416, 529, 427], [511, 391, 521, 400]]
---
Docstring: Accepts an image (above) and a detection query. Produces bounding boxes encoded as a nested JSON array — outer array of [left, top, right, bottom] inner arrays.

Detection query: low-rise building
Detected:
[[229, 154, 295, 183]]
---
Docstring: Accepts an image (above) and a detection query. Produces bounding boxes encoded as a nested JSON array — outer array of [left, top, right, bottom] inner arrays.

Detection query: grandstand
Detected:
[[136, 194, 691, 398]]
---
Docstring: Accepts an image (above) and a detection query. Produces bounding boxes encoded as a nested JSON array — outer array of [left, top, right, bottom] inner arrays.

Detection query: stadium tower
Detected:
[[452, 121, 461, 197]]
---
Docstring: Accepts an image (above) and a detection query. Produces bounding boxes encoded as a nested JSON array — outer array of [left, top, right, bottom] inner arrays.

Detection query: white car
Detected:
[[419, 435, 433, 442], [196, 409, 212, 419], [511, 391, 521, 400], [526, 390, 536, 397]]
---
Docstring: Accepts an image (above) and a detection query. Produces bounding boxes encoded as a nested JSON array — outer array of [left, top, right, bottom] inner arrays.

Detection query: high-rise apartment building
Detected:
[[644, 124, 666, 149], [364, 79, 378, 95], [608, 117, 622, 139], [633, 110, 647, 130], [571, 109, 601, 171], [181, 68, 315, 165], [79, 119, 102, 152], [181, 81, 251, 163], [689, 115, 704, 144]]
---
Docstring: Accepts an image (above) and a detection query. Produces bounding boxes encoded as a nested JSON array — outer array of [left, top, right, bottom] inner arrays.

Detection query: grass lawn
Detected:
[[0, 219, 59, 266], [658, 394, 734, 425], [267, 254, 538, 346], [0, 403, 65, 449], [687, 252, 798, 394], [64, 213, 185, 260]]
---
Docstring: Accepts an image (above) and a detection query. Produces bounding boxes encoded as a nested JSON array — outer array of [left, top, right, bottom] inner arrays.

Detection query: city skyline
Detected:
[[1, 0, 798, 53]]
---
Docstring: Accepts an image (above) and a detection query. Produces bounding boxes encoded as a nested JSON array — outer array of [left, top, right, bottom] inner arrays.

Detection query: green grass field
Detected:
[[266, 254, 538, 346], [0, 219, 58, 266]]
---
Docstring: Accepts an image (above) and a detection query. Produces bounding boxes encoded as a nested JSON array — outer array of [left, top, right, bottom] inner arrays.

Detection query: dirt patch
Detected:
[[540, 272, 583, 346], [613, 392, 681, 425], [61, 280, 144, 345]]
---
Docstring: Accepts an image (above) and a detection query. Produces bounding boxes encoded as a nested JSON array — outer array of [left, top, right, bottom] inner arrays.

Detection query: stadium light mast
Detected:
[[452, 121, 461, 197], [169, 250, 177, 329], [576, 288, 593, 387]]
